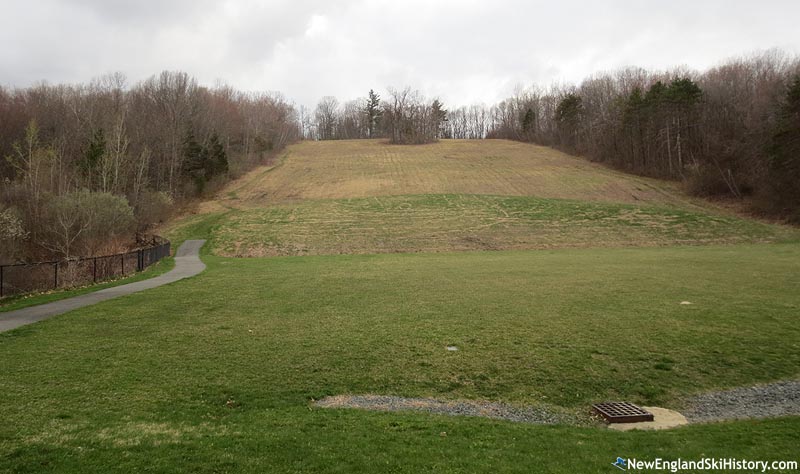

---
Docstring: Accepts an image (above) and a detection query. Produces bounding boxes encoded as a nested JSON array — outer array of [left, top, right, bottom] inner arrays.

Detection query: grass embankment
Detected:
[[1, 244, 798, 472]]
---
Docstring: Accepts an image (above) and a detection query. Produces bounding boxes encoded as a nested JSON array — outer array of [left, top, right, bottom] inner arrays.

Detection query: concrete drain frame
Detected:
[[592, 402, 654, 423]]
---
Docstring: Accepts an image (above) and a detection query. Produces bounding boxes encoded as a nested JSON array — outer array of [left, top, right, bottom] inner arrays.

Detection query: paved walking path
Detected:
[[0, 240, 206, 333]]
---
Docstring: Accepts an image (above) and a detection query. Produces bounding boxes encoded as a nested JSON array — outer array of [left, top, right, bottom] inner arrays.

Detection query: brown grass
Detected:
[[206, 139, 706, 210]]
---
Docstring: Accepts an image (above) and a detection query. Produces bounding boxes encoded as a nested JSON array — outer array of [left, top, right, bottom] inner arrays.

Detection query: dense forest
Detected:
[[0, 72, 299, 263], [308, 51, 800, 222]]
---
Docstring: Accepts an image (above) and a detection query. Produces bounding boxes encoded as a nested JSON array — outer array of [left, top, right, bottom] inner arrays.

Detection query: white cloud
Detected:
[[2, 0, 799, 108]]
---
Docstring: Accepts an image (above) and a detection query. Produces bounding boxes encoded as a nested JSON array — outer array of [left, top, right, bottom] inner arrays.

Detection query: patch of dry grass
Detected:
[[209, 139, 703, 208]]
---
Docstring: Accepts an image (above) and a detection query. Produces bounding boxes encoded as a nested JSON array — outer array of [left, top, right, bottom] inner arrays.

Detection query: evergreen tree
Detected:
[[207, 133, 228, 178], [556, 94, 583, 148], [521, 108, 535, 139], [666, 77, 702, 104], [182, 129, 207, 194], [622, 88, 647, 169], [182, 130, 229, 195], [364, 89, 382, 138], [644, 81, 667, 106], [431, 99, 448, 139], [82, 128, 106, 187]]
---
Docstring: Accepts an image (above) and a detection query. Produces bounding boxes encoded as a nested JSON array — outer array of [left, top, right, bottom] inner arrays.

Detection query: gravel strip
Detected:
[[314, 394, 575, 425], [683, 380, 800, 422]]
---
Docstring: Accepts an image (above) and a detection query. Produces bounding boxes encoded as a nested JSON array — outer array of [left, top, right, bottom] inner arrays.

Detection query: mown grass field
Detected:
[[3, 139, 799, 472], [174, 139, 798, 256], [1, 245, 799, 472]]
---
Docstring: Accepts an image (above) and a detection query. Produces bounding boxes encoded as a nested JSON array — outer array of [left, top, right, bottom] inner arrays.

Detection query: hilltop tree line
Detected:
[[0, 71, 299, 262], [309, 51, 799, 221], [305, 88, 448, 144]]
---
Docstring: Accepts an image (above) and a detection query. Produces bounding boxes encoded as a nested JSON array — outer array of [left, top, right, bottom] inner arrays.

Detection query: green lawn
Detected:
[[2, 243, 798, 472]]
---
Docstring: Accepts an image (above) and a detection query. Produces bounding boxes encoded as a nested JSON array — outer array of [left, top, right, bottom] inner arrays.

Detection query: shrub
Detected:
[[0, 206, 28, 262], [133, 190, 174, 230], [40, 190, 135, 257]]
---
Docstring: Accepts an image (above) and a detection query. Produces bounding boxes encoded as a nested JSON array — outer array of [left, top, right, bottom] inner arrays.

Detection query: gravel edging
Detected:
[[315, 380, 800, 427], [313, 394, 575, 425], [683, 380, 800, 422]]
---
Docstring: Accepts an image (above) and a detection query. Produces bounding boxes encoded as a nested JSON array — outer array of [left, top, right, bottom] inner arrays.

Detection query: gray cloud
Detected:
[[2, 0, 798, 108]]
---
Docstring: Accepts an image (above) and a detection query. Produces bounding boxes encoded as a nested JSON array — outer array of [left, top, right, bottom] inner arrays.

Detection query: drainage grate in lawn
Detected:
[[592, 402, 654, 423]]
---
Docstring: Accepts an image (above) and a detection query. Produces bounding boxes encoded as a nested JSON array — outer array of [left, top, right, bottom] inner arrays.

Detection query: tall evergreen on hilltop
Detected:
[[431, 99, 448, 139], [365, 89, 382, 138]]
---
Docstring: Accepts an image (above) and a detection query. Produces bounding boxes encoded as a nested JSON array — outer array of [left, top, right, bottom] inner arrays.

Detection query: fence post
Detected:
[[121, 254, 124, 276], [54, 262, 58, 290], [93, 257, 97, 282], [1, 265, 4, 298]]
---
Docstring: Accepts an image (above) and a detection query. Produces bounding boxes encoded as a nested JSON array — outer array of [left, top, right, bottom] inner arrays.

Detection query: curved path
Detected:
[[0, 240, 206, 333]]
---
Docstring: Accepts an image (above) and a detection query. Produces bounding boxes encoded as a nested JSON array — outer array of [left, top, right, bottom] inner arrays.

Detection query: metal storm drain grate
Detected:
[[592, 402, 654, 423]]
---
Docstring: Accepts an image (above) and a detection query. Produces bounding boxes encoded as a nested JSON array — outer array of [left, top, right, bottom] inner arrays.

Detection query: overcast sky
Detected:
[[2, 0, 799, 108]]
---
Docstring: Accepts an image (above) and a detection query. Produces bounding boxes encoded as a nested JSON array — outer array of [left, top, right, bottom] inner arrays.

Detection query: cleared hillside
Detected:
[[172, 140, 798, 256], [206, 139, 701, 209]]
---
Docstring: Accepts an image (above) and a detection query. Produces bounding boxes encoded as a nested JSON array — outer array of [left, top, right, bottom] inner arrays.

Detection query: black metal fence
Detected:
[[0, 241, 170, 298]]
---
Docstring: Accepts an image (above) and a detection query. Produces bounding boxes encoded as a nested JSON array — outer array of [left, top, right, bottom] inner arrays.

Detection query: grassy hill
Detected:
[[169, 139, 797, 256], [3, 139, 799, 473], [207, 139, 694, 206]]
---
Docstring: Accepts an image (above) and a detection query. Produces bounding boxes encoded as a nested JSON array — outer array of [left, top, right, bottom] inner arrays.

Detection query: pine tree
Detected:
[[82, 128, 106, 188], [666, 78, 702, 104], [207, 133, 228, 178], [622, 88, 647, 169], [182, 129, 207, 194], [556, 94, 583, 148], [365, 89, 382, 138], [521, 108, 535, 140], [431, 99, 448, 139]]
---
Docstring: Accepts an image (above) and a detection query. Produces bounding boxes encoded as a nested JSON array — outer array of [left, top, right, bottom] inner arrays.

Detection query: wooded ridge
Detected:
[[2, 50, 799, 263]]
